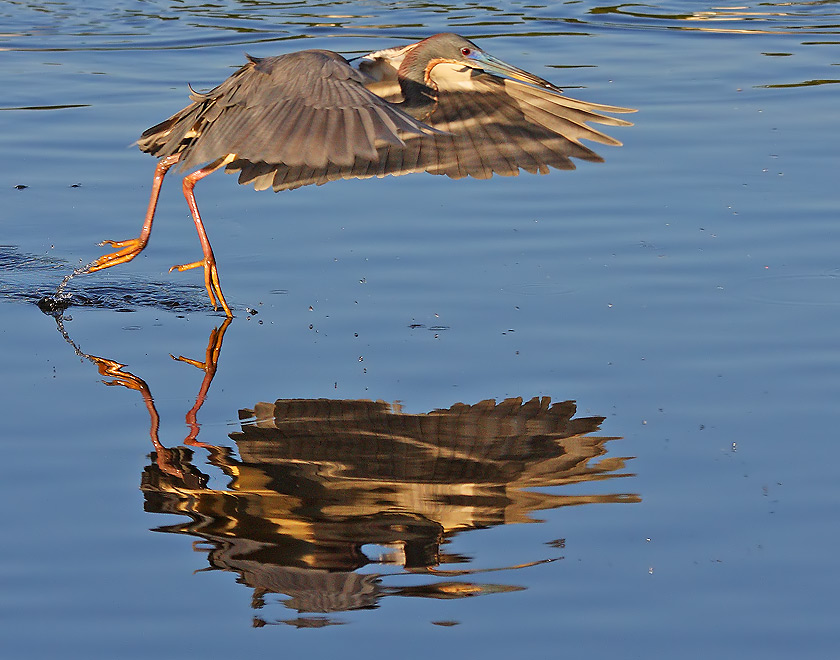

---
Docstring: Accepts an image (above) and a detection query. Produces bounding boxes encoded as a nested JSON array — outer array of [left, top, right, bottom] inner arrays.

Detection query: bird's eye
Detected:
[[461, 47, 472, 57]]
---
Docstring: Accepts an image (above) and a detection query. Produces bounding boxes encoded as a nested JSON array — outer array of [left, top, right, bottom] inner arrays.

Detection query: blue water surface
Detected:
[[1, 2, 838, 658]]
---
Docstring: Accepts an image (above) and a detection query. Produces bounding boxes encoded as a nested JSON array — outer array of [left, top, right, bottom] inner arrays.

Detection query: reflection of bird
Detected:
[[86, 33, 634, 316], [141, 396, 637, 620]]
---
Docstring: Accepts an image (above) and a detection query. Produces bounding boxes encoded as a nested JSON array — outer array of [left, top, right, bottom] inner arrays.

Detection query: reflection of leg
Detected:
[[170, 318, 232, 446], [87, 153, 181, 272], [87, 353, 201, 481], [170, 155, 236, 316], [91, 356, 151, 393], [87, 355, 165, 457], [52, 314, 220, 482]]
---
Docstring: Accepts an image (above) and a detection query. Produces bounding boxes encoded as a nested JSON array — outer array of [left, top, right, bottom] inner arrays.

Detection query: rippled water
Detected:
[[1, 1, 839, 658]]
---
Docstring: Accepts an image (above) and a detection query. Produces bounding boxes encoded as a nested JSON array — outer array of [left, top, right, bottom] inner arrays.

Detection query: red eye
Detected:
[[461, 47, 472, 56]]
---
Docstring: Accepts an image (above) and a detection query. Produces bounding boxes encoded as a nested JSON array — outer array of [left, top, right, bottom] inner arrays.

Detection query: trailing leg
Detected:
[[87, 153, 182, 272]]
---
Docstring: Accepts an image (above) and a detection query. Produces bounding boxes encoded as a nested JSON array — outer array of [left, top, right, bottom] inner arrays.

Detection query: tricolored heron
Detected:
[[85, 33, 634, 316]]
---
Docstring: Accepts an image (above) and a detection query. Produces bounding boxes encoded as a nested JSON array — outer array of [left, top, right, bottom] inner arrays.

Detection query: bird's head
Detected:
[[405, 33, 560, 91]]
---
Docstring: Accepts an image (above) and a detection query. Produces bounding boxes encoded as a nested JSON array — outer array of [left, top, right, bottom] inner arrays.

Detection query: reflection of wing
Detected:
[[233, 397, 628, 488], [137, 50, 436, 172], [140, 395, 638, 617]]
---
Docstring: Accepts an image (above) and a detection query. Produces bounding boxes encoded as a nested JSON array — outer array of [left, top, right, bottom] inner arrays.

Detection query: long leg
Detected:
[[87, 153, 182, 273], [168, 154, 235, 317]]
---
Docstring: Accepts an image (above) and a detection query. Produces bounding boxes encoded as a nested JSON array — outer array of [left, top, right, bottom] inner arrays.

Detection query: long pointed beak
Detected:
[[470, 51, 561, 92]]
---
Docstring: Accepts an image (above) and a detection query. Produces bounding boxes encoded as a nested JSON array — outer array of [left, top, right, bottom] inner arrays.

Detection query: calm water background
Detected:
[[1, 1, 838, 657]]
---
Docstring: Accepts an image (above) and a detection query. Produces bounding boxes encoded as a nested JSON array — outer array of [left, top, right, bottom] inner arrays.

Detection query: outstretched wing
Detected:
[[137, 50, 437, 172], [405, 62, 635, 178], [227, 61, 634, 192]]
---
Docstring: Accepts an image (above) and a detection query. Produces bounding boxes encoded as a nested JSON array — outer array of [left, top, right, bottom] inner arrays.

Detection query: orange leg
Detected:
[[169, 155, 234, 317], [87, 153, 182, 273]]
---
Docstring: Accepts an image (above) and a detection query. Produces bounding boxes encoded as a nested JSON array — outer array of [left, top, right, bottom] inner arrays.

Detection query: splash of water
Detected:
[[39, 261, 91, 314], [53, 262, 90, 298]]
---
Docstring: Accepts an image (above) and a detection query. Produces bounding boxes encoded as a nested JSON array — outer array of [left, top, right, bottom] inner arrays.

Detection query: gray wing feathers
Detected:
[[419, 74, 632, 179], [137, 50, 433, 172], [226, 75, 633, 191], [139, 49, 633, 191]]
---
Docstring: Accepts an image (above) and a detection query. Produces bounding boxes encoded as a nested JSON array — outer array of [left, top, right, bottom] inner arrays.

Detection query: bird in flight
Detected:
[[84, 33, 634, 316]]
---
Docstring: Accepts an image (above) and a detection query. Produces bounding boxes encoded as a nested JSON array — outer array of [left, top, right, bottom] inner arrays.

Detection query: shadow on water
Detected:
[[47, 315, 639, 629]]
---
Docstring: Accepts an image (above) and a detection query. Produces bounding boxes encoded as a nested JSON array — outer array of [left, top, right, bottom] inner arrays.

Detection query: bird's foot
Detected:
[[169, 258, 232, 317], [87, 237, 147, 272]]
